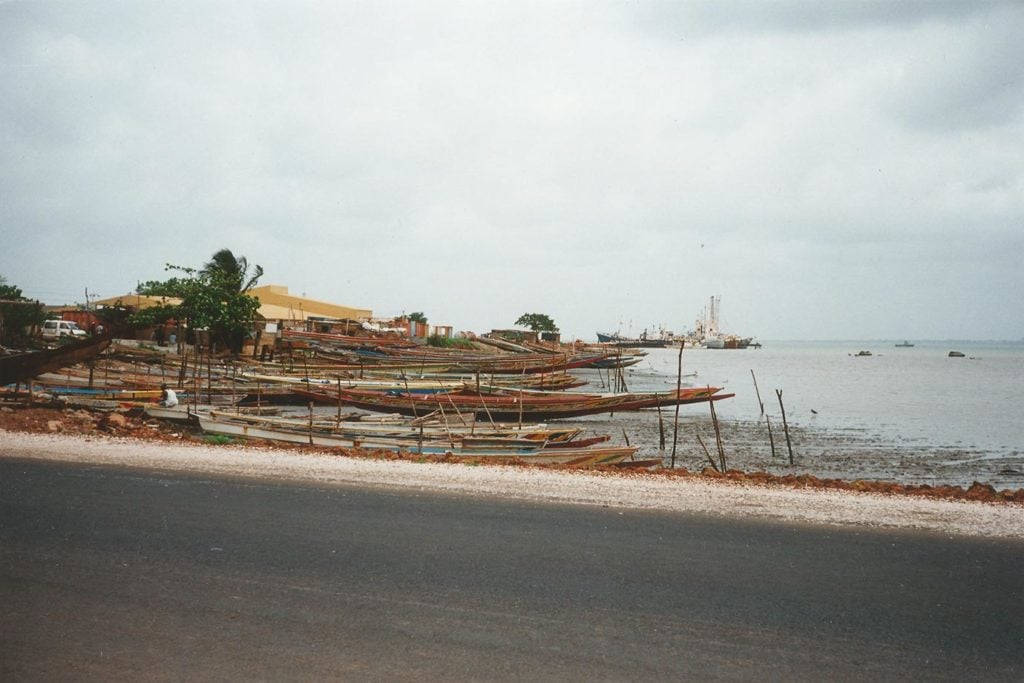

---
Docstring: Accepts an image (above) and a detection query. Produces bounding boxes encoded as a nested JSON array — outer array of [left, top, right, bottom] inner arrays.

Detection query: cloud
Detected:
[[0, 1, 1021, 339]]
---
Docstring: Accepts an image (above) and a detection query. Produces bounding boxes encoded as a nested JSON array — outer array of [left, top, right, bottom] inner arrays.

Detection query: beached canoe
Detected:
[[195, 411, 635, 466], [291, 385, 733, 421]]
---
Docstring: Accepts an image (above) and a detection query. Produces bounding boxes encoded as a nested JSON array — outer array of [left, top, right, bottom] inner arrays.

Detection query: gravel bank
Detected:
[[3, 429, 1021, 540]]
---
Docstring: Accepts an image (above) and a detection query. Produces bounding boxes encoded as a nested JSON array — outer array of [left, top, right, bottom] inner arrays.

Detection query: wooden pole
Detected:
[[751, 369, 764, 415], [656, 397, 666, 453], [670, 341, 684, 468], [709, 395, 726, 472], [206, 345, 213, 405], [437, 402, 456, 451], [776, 389, 794, 466], [308, 401, 314, 446], [403, 377, 418, 419], [256, 377, 262, 417], [445, 394, 470, 428], [766, 414, 776, 459], [337, 376, 342, 425], [696, 434, 718, 472]]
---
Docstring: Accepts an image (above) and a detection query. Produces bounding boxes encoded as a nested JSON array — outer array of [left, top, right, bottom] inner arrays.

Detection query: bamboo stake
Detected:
[[256, 377, 262, 417], [776, 389, 794, 466], [751, 369, 764, 415], [766, 414, 776, 458], [337, 376, 342, 425], [670, 341, 685, 468]]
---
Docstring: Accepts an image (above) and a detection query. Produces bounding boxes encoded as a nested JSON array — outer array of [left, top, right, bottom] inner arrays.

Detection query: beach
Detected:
[[2, 415, 1022, 540]]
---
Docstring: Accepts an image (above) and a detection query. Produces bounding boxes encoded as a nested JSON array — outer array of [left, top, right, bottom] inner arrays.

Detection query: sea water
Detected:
[[620, 340, 1024, 460]]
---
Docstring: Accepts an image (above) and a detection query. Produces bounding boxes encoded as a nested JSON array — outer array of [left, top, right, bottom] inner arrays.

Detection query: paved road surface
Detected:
[[1, 459, 1021, 680]]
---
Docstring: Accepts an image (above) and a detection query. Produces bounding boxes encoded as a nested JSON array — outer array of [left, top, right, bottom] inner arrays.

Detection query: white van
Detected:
[[41, 319, 88, 340]]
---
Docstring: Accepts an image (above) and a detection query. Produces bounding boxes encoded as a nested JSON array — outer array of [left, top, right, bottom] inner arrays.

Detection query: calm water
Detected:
[[618, 340, 1024, 459]]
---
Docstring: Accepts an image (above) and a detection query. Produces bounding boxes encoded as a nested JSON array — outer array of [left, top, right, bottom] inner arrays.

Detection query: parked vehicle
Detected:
[[40, 319, 88, 340]]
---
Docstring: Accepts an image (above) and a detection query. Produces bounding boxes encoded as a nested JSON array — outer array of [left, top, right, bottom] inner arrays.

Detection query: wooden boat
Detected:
[[143, 405, 193, 422], [195, 411, 635, 466], [203, 409, 586, 443], [291, 385, 732, 421], [895, 341, 914, 348], [0, 334, 112, 387]]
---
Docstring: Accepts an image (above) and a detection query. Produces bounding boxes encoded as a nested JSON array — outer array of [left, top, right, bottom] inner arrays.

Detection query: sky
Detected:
[[1, 1, 1021, 341]]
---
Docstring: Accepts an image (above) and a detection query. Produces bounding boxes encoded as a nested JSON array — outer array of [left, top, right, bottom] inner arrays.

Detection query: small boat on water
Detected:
[[948, 350, 965, 358], [855, 350, 873, 357], [895, 341, 914, 347]]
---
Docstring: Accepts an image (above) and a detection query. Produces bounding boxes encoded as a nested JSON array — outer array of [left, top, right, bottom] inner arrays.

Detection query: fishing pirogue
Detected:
[[292, 385, 734, 421], [194, 409, 638, 466]]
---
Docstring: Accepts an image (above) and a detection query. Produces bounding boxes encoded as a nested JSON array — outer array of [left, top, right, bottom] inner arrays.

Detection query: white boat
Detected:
[[144, 405, 193, 421]]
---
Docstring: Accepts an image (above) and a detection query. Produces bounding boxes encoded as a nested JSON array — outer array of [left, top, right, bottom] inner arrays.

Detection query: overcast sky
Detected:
[[1, 1, 1021, 341]]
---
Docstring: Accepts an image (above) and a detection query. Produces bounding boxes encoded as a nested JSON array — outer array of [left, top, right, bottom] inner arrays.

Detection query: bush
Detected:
[[427, 334, 474, 349]]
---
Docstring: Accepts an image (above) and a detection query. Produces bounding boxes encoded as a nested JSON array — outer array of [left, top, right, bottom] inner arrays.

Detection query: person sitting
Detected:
[[159, 384, 178, 408]]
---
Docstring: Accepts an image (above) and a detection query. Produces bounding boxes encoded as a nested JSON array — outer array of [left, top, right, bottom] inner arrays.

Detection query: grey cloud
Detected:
[[629, 0, 1014, 38]]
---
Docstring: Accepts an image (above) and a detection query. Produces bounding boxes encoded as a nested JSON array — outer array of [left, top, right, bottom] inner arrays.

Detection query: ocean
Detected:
[[620, 340, 1024, 463]]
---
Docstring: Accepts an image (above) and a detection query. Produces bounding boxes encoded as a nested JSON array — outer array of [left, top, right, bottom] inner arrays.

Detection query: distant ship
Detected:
[[694, 296, 756, 349], [895, 340, 914, 347], [595, 331, 672, 348]]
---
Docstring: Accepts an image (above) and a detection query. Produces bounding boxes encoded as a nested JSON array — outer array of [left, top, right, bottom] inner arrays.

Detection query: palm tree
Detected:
[[201, 249, 263, 294]]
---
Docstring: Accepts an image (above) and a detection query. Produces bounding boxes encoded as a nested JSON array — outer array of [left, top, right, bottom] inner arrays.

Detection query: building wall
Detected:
[[250, 285, 372, 321]]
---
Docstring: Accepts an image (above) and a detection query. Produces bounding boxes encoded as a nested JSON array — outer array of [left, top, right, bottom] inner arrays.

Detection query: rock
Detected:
[[98, 413, 128, 431], [47, 420, 63, 432], [106, 413, 128, 427]]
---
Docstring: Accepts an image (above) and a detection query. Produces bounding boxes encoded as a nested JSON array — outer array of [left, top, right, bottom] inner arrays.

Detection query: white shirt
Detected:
[[162, 389, 178, 407]]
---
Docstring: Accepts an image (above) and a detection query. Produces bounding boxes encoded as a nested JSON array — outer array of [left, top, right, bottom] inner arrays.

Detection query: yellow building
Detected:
[[249, 285, 371, 322]]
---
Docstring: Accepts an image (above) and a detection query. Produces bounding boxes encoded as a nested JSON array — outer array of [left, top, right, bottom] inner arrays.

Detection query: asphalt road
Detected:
[[1, 458, 1022, 681]]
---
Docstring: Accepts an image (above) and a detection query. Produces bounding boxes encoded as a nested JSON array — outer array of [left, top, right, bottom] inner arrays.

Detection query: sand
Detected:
[[3, 429, 1022, 540]]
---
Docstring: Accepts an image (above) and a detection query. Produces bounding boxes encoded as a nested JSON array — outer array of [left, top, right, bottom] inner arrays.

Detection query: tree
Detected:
[[0, 275, 45, 346], [134, 249, 264, 353], [406, 312, 428, 324], [203, 249, 264, 295], [514, 313, 558, 332]]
